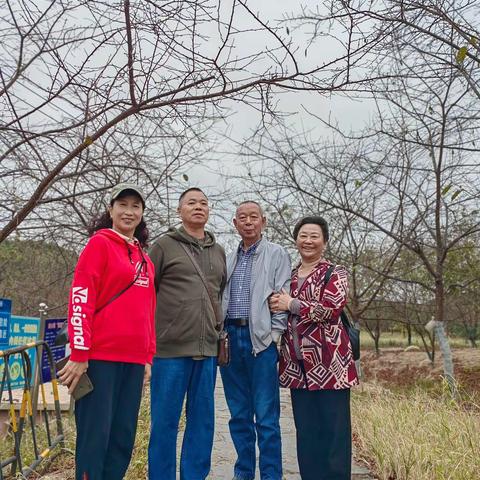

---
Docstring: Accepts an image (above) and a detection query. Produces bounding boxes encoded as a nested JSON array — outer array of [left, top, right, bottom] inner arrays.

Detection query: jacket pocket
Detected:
[[156, 297, 202, 343], [174, 296, 204, 343], [156, 314, 175, 341]]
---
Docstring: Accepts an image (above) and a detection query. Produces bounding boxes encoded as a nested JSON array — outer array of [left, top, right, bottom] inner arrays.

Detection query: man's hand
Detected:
[[58, 360, 89, 395], [269, 289, 292, 313]]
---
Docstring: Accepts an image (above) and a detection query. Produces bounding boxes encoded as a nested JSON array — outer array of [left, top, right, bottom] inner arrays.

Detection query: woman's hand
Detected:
[[269, 289, 293, 313], [58, 360, 89, 395], [144, 363, 152, 388]]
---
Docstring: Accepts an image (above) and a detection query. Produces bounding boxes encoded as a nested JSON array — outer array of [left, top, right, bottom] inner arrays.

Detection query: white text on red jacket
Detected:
[[71, 286, 89, 350]]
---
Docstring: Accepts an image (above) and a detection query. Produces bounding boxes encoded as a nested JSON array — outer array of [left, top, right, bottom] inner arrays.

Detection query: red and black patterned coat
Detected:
[[279, 260, 359, 390]]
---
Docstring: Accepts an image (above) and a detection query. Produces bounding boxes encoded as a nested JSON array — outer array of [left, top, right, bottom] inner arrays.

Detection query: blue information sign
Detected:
[[0, 315, 40, 390], [41, 318, 67, 383], [0, 298, 12, 347]]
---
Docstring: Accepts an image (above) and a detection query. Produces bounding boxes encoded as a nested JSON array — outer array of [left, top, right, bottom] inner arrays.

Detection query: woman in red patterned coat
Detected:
[[270, 216, 358, 480]]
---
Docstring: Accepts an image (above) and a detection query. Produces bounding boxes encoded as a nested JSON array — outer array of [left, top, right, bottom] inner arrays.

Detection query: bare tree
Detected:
[[229, 142, 406, 353], [444, 234, 480, 348], [0, 0, 389, 241], [0, 238, 77, 316], [233, 46, 480, 390], [292, 1, 480, 99], [340, 0, 480, 99]]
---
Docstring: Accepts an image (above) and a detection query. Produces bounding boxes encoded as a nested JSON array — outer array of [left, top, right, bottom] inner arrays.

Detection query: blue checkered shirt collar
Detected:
[[237, 237, 262, 255], [226, 237, 262, 319]]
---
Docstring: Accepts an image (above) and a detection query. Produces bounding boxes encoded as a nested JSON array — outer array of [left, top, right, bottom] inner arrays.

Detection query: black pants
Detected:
[[75, 360, 144, 480], [291, 388, 351, 480]]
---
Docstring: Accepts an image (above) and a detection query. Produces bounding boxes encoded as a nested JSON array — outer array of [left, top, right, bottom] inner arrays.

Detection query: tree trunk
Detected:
[[415, 324, 434, 363], [374, 319, 381, 355], [434, 270, 457, 395], [464, 324, 478, 348], [431, 330, 436, 364], [433, 322, 456, 396], [468, 328, 477, 348]]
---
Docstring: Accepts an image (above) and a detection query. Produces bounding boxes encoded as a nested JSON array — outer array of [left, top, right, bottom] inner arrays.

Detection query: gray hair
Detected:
[[236, 200, 264, 217]]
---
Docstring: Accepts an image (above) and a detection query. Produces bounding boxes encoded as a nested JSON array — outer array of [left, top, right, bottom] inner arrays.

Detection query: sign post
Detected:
[[0, 298, 12, 347], [31, 303, 48, 423]]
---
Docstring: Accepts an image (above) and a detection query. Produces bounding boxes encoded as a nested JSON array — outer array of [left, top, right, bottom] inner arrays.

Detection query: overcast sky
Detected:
[[1, 1, 378, 247], [185, 0, 376, 196], [165, 0, 379, 244]]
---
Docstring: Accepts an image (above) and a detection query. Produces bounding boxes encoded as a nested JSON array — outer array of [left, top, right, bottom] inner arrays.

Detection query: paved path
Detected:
[[204, 380, 373, 479]]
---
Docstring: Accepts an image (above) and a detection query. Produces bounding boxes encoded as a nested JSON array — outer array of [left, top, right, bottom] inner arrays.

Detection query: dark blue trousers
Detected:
[[74, 360, 145, 480], [291, 388, 351, 480]]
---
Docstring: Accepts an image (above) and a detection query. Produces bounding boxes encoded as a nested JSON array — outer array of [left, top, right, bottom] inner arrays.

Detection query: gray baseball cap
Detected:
[[110, 183, 146, 206]]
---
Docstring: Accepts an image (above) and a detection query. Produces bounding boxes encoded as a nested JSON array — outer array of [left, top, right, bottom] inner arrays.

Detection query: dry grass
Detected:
[[360, 347, 480, 404], [125, 390, 150, 480], [0, 410, 76, 479], [352, 383, 480, 480]]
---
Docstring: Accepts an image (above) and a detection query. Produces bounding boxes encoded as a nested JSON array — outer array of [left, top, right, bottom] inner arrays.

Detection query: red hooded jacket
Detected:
[[67, 229, 156, 364]]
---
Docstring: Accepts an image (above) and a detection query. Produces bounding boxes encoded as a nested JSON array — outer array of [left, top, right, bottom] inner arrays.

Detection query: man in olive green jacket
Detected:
[[148, 187, 226, 480]]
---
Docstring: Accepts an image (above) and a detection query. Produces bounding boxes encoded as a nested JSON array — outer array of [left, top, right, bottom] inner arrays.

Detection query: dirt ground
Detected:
[[360, 347, 480, 397]]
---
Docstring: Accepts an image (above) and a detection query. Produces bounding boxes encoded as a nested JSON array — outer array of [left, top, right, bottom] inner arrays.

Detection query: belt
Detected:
[[226, 317, 249, 327]]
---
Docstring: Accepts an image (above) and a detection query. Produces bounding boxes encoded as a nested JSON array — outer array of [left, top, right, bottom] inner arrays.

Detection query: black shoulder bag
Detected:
[[323, 265, 360, 361]]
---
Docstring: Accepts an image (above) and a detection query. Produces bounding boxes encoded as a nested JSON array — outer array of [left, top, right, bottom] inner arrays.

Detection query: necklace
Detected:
[[298, 259, 322, 277], [298, 264, 314, 276]]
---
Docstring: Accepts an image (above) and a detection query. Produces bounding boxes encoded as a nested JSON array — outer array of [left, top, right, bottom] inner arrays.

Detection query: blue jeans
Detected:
[[148, 357, 217, 480], [220, 326, 282, 480]]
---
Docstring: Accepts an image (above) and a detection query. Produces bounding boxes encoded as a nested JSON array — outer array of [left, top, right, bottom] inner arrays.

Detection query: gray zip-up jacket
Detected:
[[222, 237, 291, 354]]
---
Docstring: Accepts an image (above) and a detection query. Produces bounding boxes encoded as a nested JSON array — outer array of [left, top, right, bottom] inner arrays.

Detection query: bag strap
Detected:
[[178, 242, 223, 331], [322, 264, 352, 329], [321, 264, 335, 298], [95, 247, 146, 314]]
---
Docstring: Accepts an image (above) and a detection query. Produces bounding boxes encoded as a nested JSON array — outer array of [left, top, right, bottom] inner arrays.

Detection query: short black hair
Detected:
[[178, 187, 207, 204], [293, 216, 329, 242]]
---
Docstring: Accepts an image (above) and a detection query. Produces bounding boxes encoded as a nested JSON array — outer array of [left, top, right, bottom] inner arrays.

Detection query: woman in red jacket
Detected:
[[270, 216, 358, 480], [58, 183, 156, 480]]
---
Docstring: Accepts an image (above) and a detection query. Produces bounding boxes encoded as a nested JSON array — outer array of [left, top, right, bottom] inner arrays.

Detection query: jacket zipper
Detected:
[[250, 253, 258, 356], [198, 244, 205, 355], [200, 300, 205, 356]]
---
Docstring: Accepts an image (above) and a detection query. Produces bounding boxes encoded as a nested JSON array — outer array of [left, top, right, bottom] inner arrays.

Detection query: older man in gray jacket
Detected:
[[221, 201, 291, 480]]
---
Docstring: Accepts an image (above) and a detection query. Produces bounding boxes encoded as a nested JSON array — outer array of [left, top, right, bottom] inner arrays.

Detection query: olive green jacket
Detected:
[[149, 226, 226, 358]]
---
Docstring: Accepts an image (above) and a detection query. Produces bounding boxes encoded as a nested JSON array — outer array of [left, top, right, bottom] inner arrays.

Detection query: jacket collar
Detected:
[[293, 259, 330, 297], [238, 236, 263, 254]]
